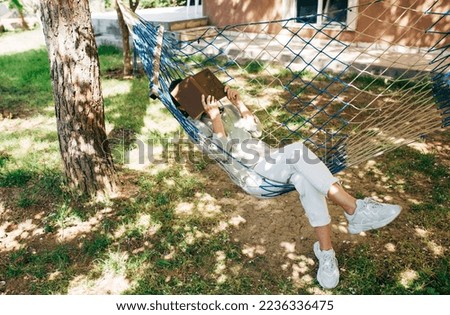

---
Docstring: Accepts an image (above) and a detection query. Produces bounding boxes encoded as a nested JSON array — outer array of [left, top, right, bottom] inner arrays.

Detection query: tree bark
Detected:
[[116, 0, 139, 77], [11, 0, 29, 30], [39, 0, 119, 199], [17, 8, 29, 30]]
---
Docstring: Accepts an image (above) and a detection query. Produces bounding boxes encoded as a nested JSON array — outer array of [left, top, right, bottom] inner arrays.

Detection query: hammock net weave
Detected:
[[117, 0, 449, 194]]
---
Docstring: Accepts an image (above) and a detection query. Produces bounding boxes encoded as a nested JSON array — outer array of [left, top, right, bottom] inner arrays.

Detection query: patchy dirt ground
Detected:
[[1, 110, 449, 295], [189, 129, 450, 290]]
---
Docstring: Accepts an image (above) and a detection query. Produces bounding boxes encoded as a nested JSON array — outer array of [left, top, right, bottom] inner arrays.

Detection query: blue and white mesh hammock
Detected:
[[117, 0, 449, 197]]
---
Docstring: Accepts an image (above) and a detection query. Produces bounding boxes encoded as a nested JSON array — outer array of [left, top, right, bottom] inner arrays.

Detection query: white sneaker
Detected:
[[345, 198, 402, 234], [313, 242, 339, 289]]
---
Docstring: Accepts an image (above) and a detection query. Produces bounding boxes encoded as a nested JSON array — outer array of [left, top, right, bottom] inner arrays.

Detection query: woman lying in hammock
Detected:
[[174, 83, 401, 289]]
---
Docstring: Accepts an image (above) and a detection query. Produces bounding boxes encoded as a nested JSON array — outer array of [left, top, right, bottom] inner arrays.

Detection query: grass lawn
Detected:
[[0, 46, 448, 295]]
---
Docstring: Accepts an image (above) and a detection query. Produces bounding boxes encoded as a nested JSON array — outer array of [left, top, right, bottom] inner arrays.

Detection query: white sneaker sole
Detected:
[[348, 207, 402, 234]]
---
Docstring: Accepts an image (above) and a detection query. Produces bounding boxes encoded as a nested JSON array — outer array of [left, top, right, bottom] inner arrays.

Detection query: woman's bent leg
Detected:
[[253, 142, 338, 195], [282, 142, 338, 196], [253, 145, 340, 289], [289, 173, 331, 227], [253, 142, 337, 227]]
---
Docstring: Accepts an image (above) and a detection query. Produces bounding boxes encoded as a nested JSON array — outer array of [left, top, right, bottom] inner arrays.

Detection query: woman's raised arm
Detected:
[[201, 94, 227, 138]]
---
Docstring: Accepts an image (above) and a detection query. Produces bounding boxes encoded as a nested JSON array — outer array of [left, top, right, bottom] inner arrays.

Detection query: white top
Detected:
[[189, 104, 275, 195]]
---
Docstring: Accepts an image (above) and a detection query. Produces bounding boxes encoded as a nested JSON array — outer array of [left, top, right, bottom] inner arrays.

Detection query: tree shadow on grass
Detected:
[[1, 136, 449, 294], [105, 77, 151, 148]]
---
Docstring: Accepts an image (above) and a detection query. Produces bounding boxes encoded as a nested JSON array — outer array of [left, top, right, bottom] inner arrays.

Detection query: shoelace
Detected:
[[363, 197, 384, 209], [321, 252, 337, 272]]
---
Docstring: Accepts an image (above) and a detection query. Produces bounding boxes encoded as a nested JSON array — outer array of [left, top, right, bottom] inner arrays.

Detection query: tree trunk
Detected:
[[17, 9, 29, 30], [11, 0, 29, 30], [39, 0, 119, 199], [116, 0, 140, 77]]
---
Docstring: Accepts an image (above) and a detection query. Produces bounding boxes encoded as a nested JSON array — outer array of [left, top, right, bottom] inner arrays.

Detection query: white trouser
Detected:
[[253, 142, 338, 227]]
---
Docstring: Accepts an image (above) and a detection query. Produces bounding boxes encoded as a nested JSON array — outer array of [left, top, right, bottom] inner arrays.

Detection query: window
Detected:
[[296, 0, 319, 24], [284, 0, 358, 30]]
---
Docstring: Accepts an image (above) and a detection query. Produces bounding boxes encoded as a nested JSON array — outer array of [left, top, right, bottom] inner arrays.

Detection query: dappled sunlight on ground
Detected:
[[306, 286, 328, 294], [0, 115, 55, 134], [414, 227, 446, 257], [1, 131, 448, 293], [41, 105, 55, 116], [1, 125, 447, 293], [136, 214, 162, 237], [141, 102, 180, 135], [0, 115, 59, 169], [125, 142, 163, 171], [384, 242, 396, 252], [102, 79, 132, 98], [278, 241, 317, 289], [0, 199, 117, 254], [0, 218, 44, 252], [332, 222, 349, 234], [228, 215, 246, 227], [214, 250, 228, 284], [195, 193, 222, 218], [174, 202, 195, 216], [426, 241, 444, 257], [183, 229, 209, 245], [280, 241, 296, 254], [212, 250, 246, 285], [111, 211, 161, 240], [246, 86, 284, 109], [141, 160, 171, 175], [0, 201, 7, 216], [68, 272, 131, 295], [408, 139, 450, 156], [174, 192, 223, 218], [242, 244, 266, 258], [56, 207, 114, 242], [122, 141, 205, 172], [68, 250, 132, 294], [399, 269, 419, 289], [212, 215, 246, 234], [415, 227, 428, 238]]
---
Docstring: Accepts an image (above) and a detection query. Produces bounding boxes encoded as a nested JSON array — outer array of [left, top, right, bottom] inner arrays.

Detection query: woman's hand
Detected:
[[225, 86, 241, 106], [224, 86, 254, 121], [201, 94, 220, 120]]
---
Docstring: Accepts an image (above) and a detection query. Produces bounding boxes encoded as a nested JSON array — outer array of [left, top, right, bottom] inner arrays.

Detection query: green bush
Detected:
[[140, 0, 186, 8]]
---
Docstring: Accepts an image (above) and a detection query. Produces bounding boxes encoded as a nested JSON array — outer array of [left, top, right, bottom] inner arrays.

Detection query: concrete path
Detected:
[[0, 28, 46, 55]]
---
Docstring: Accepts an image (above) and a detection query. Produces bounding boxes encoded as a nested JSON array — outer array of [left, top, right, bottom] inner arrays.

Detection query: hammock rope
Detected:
[[117, 0, 449, 197]]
